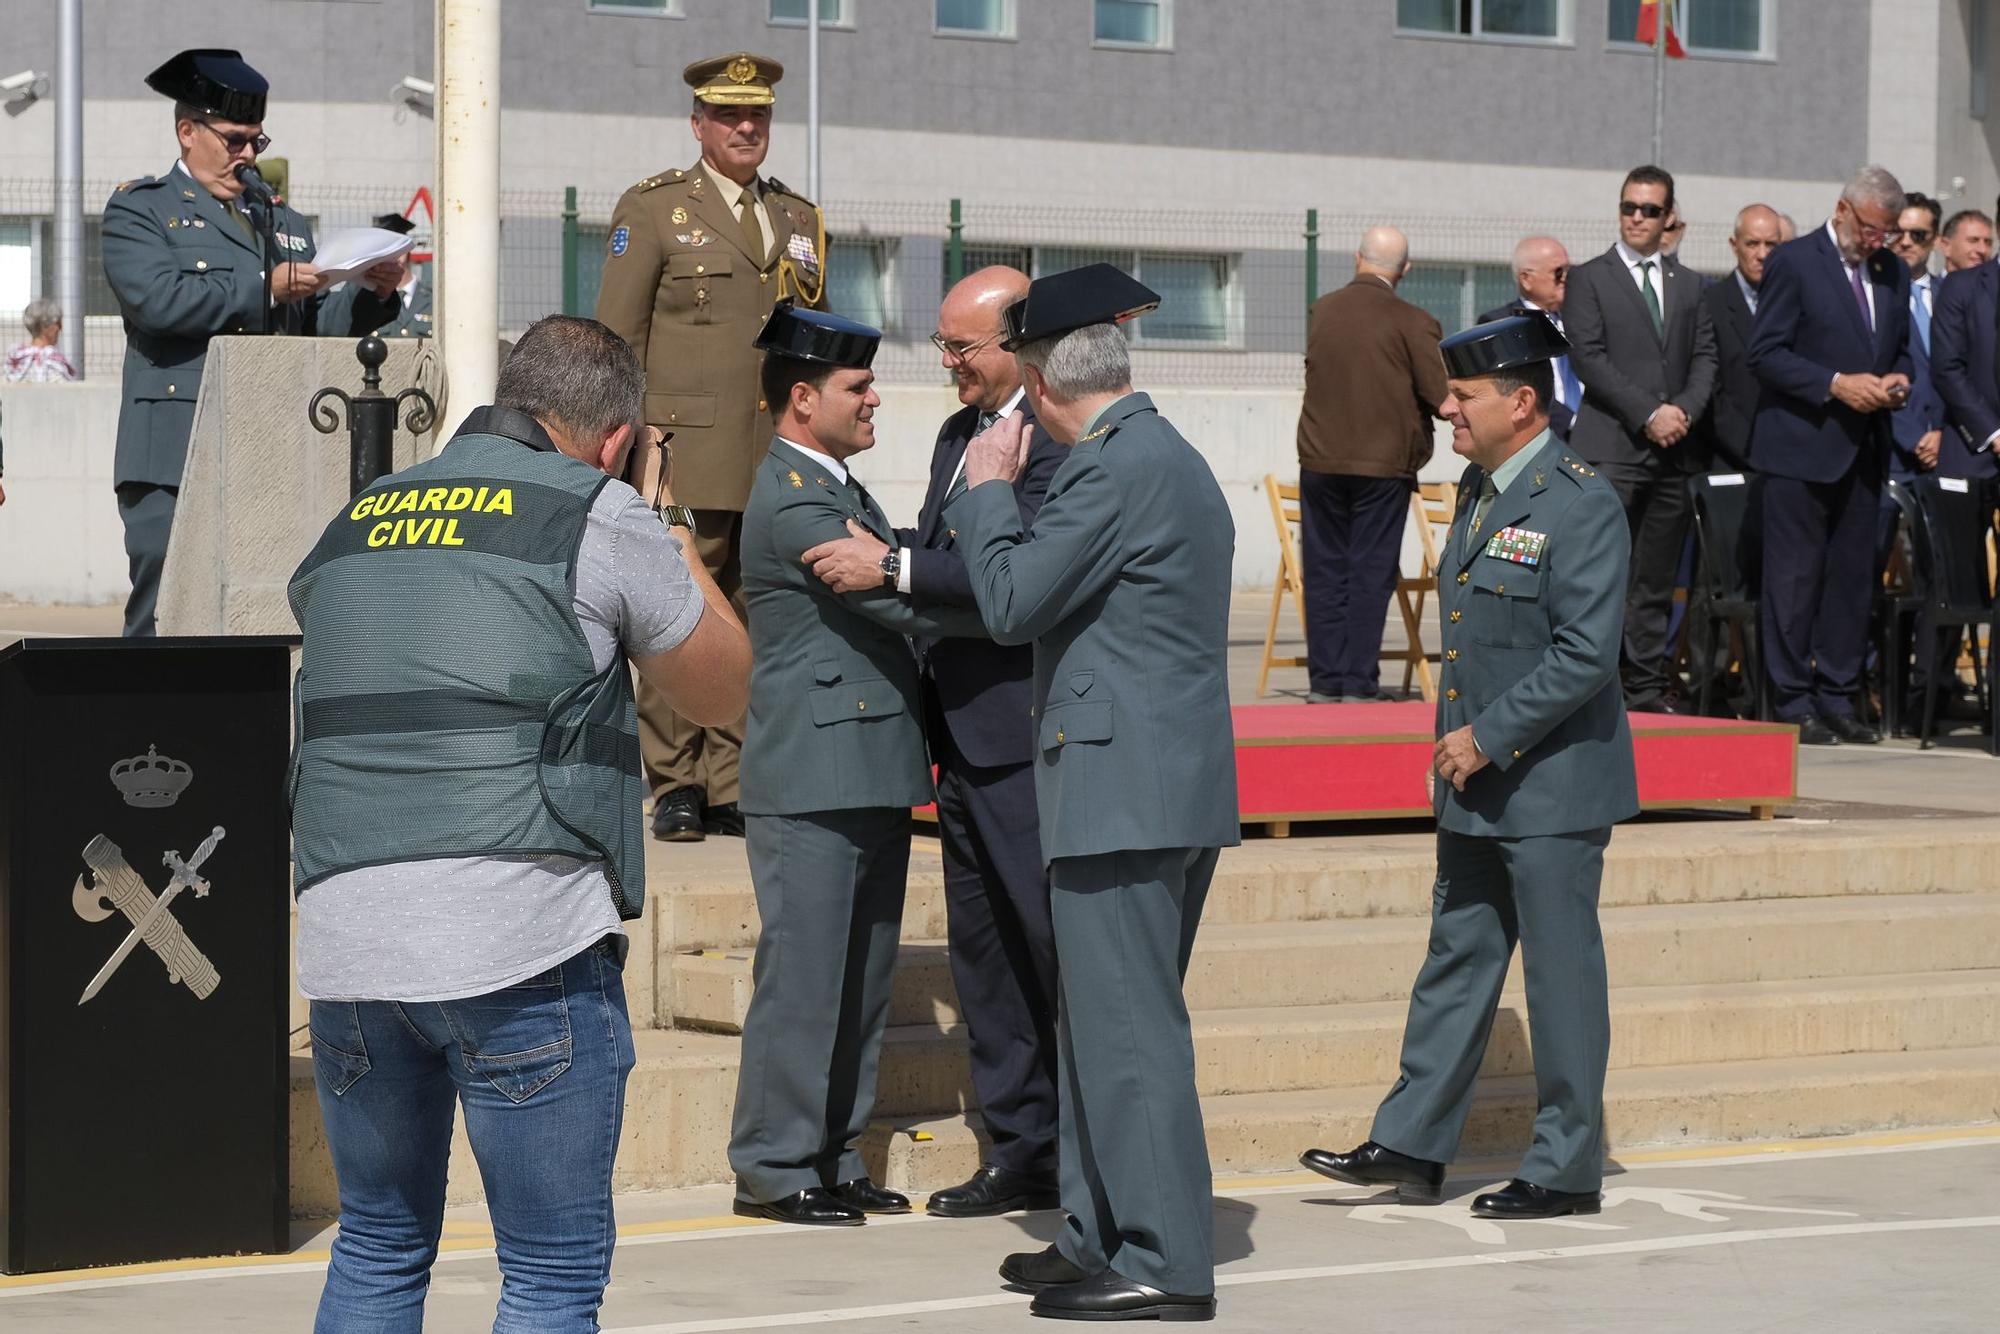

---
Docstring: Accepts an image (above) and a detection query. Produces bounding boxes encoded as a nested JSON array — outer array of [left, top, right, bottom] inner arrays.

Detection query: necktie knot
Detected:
[[976, 411, 998, 433]]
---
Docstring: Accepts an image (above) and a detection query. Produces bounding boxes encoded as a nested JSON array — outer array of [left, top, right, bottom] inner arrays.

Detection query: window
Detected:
[[1401, 262, 1516, 337], [1607, 0, 1770, 57], [588, 0, 682, 14], [1036, 246, 1235, 346], [769, 0, 849, 25], [936, 0, 1012, 38], [1398, 0, 1565, 42], [826, 237, 894, 330], [1095, 0, 1171, 48]]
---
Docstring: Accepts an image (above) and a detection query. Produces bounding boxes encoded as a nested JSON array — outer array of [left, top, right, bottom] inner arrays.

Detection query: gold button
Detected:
[[695, 264, 705, 275], [1497, 584, 1506, 594], [1056, 729, 1065, 743], [857, 700, 867, 711], [949, 528, 957, 539], [1450, 610, 1462, 622], [1457, 572, 1469, 585], [1446, 649, 1459, 661], [1512, 749, 1522, 759], [757, 398, 767, 411], [1446, 688, 1459, 701], [195, 259, 208, 271], [669, 412, 678, 422], [166, 384, 176, 394], [760, 273, 769, 284]]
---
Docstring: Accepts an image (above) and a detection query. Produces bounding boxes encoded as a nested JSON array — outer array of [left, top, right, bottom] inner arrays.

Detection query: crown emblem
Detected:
[[110, 744, 193, 809], [726, 56, 758, 84]]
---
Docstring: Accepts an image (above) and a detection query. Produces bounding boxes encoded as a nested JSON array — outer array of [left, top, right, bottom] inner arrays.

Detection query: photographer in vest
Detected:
[[288, 314, 747, 1332]]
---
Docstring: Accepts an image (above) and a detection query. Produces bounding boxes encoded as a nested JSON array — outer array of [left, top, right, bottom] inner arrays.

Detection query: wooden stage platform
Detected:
[[1234, 701, 1798, 835]]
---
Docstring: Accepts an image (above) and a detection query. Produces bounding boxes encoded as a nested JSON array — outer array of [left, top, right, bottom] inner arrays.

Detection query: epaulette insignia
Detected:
[[636, 171, 677, 193], [787, 469, 803, 489], [1078, 424, 1111, 443], [767, 175, 812, 206], [115, 179, 135, 193], [1564, 457, 1596, 477], [181, 188, 197, 200]]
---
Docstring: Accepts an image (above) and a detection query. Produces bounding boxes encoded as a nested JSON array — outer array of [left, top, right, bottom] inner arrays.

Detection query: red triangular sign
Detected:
[[403, 186, 436, 264]]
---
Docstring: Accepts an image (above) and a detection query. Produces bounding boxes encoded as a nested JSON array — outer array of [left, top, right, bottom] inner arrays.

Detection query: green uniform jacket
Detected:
[[594, 164, 826, 512], [737, 439, 985, 816], [945, 393, 1241, 862], [102, 165, 400, 488], [1433, 434, 1639, 836], [383, 275, 432, 339]]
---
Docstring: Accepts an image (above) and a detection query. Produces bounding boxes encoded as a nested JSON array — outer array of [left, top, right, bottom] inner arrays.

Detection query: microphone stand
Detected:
[[236, 164, 281, 335]]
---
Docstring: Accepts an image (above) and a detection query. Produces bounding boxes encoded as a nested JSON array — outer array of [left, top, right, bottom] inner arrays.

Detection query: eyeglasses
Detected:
[[197, 121, 272, 155], [1620, 201, 1669, 220], [930, 328, 1004, 363]]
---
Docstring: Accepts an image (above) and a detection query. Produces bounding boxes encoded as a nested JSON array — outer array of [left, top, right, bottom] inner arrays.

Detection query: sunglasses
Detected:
[[1900, 229, 1935, 245], [198, 121, 272, 155], [1620, 201, 1670, 220]]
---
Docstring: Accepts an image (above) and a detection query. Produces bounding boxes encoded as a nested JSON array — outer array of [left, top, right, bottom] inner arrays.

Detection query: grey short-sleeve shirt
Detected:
[[297, 481, 702, 1002]]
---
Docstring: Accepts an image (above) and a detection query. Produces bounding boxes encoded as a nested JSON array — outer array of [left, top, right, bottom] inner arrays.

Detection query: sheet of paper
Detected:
[[311, 228, 414, 282]]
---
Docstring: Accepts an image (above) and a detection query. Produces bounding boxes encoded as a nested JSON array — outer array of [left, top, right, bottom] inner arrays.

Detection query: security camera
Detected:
[[391, 74, 434, 121], [2, 69, 48, 117]]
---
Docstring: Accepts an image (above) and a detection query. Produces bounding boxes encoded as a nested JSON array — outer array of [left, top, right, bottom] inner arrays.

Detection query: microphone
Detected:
[[234, 163, 275, 207]]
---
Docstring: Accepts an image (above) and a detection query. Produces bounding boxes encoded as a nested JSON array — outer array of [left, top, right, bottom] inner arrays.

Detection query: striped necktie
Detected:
[[946, 412, 998, 505]]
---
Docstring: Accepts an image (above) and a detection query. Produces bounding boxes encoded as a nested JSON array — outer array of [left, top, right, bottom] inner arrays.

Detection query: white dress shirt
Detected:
[[896, 384, 1027, 595], [704, 163, 774, 257]]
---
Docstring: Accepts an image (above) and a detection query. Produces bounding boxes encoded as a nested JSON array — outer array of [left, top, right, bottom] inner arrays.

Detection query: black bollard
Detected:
[[308, 335, 439, 497]]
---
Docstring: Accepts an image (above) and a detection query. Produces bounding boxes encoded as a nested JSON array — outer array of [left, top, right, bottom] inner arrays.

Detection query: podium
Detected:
[[0, 638, 292, 1273]]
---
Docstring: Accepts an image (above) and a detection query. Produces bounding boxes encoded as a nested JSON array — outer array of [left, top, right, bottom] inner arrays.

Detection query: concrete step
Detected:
[[863, 1045, 2000, 1195], [867, 970, 2000, 1116], [666, 893, 2000, 1033], [655, 820, 2000, 951]]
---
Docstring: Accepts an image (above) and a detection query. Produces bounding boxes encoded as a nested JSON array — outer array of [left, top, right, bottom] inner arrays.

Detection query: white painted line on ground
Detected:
[[606, 1216, 2000, 1333]]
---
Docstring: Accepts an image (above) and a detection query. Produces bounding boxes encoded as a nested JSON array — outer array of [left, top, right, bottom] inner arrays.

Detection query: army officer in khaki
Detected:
[[1302, 316, 1638, 1222], [596, 51, 828, 843]]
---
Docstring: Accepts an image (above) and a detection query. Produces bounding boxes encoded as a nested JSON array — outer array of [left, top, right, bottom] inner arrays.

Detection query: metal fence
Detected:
[[2, 178, 1736, 386]]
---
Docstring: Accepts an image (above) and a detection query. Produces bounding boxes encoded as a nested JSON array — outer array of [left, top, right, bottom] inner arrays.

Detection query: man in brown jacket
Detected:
[[596, 52, 827, 840], [1295, 226, 1448, 701]]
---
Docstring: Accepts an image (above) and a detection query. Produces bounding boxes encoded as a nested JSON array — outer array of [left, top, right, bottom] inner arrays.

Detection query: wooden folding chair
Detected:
[[1257, 474, 1307, 696], [1385, 481, 1458, 702]]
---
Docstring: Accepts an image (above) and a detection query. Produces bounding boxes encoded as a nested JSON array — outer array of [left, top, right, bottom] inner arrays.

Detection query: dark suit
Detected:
[[1563, 245, 1719, 708], [896, 400, 1066, 1177], [1699, 274, 1760, 472], [1749, 226, 1913, 722], [1476, 303, 1576, 441], [1931, 259, 2000, 481]]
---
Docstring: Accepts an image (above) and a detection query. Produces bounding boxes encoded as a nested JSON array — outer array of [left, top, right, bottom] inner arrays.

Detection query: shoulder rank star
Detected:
[[1078, 424, 1111, 443], [787, 469, 803, 489]]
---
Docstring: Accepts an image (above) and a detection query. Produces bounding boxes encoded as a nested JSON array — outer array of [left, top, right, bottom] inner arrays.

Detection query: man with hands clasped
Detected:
[[1301, 316, 1638, 1224]]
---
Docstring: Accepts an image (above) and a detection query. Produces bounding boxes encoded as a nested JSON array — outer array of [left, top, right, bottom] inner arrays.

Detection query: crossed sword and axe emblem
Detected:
[[72, 826, 226, 1005]]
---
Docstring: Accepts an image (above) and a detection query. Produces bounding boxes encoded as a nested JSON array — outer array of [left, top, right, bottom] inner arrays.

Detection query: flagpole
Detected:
[[1651, 0, 1667, 163]]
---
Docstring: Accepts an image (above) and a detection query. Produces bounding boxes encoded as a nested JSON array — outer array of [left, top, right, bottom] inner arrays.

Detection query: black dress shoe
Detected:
[[1794, 715, 1840, 746], [1029, 1270, 1215, 1322], [827, 1177, 910, 1214], [999, 1244, 1094, 1293], [1470, 1178, 1601, 1220], [1298, 1141, 1445, 1204], [927, 1163, 1061, 1218], [732, 1187, 864, 1226], [702, 801, 746, 837], [1822, 713, 1880, 744], [651, 785, 706, 841]]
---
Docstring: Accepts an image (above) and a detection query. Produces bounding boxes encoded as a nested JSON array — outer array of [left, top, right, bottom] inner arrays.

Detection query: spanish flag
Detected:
[[1636, 0, 1687, 58]]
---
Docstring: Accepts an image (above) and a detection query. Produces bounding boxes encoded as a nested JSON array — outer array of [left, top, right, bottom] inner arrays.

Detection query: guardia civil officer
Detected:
[[289, 315, 748, 1330], [371, 212, 432, 339], [1301, 316, 1638, 1220], [726, 303, 986, 1227], [104, 49, 403, 638], [949, 265, 1238, 1322], [597, 52, 829, 843]]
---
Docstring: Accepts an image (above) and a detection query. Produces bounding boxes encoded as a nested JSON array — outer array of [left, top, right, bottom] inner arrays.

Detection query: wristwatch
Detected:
[[657, 504, 697, 531], [878, 548, 902, 586]]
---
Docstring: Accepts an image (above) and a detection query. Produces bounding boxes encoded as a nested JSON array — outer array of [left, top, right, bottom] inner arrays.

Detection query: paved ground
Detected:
[[4, 1129, 1995, 1331]]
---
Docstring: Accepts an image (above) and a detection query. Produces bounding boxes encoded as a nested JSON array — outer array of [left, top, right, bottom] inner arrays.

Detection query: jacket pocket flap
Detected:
[[1040, 699, 1113, 749], [1068, 669, 1095, 696], [129, 365, 196, 402], [1470, 564, 1542, 598], [667, 250, 733, 279], [808, 676, 905, 726], [812, 659, 843, 685], [645, 391, 716, 428]]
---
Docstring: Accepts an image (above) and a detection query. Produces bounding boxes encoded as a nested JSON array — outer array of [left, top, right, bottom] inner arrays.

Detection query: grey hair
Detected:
[[1014, 323, 1132, 399], [22, 296, 62, 336], [1842, 165, 1906, 214], [495, 315, 646, 440]]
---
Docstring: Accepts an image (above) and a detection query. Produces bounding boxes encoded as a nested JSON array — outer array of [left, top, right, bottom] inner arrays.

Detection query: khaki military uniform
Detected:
[[594, 162, 826, 807]]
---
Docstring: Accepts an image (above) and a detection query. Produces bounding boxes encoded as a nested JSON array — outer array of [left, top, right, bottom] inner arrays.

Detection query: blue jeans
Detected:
[[310, 940, 636, 1334]]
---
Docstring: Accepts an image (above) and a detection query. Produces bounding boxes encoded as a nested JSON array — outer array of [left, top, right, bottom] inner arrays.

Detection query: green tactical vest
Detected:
[[287, 407, 645, 919]]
